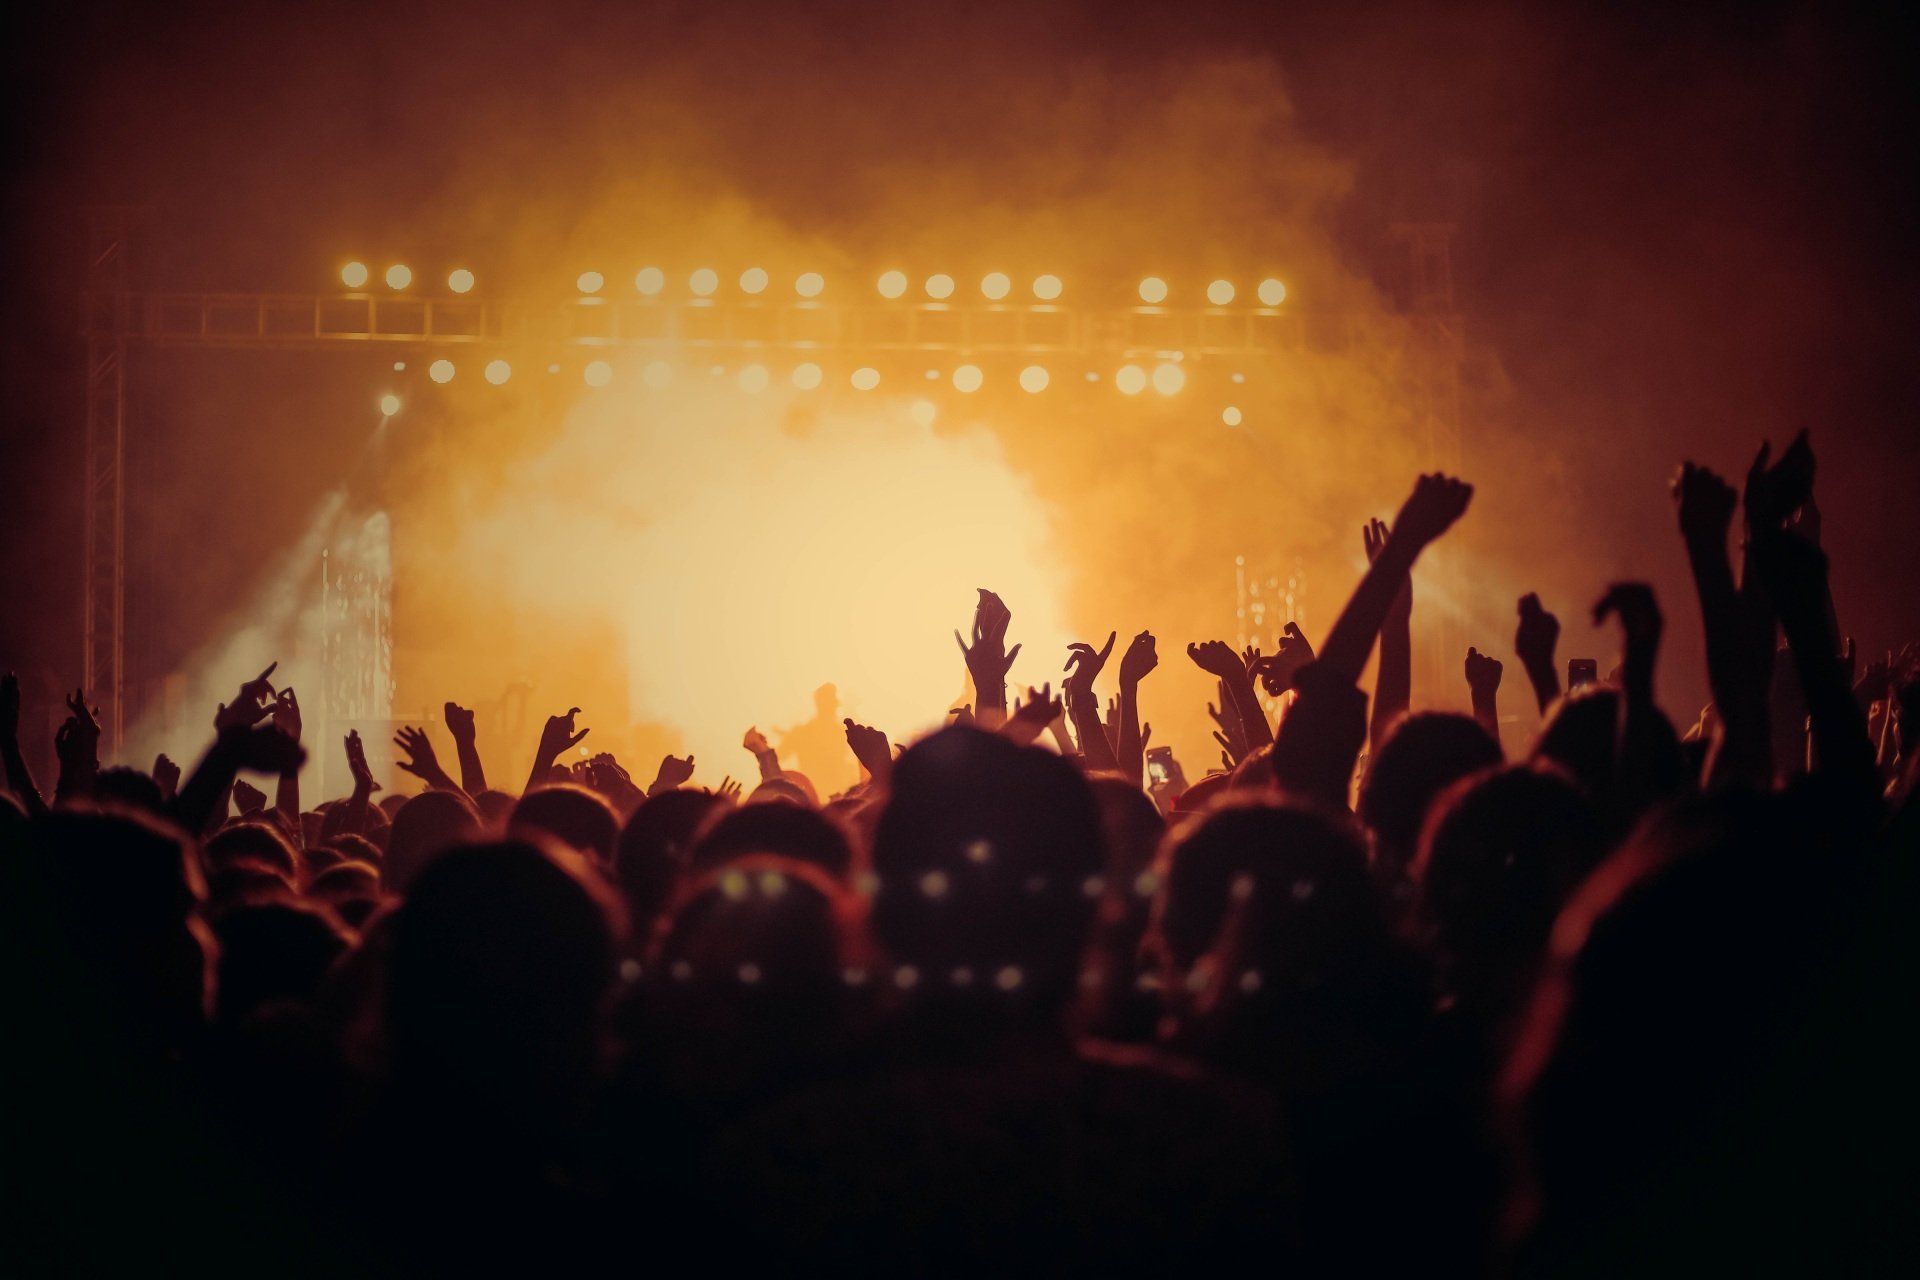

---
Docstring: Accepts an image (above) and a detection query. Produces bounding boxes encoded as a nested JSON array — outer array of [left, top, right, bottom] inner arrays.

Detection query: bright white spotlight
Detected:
[[739, 267, 769, 295], [340, 261, 370, 288], [1222, 405, 1244, 427], [447, 268, 475, 294], [1207, 279, 1235, 305], [1019, 365, 1049, 393], [981, 272, 1011, 300], [484, 359, 511, 385], [379, 393, 400, 417], [1152, 362, 1186, 395], [738, 364, 770, 393], [1032, 274, 1062, 301], [1257, 277, 1287, 306], [689, 268, 719, 297], [1115, 364, 1147, 395], [577, 271, 604, 294], [795, 272, 825, 298], [1138, 276, 1168, 304], [392, 361, 406, 371], [952, 364, 984, 393], [635, 267, 665, 296], [642, 360, 673, 388], [877, 271, 907, 299], [925, 273, 955, 300], [791, 362, 823, 389], [429, 359, 455, 384], [385, 264, 412, 290], [909, 399, 937, 427], [584, 360, 613, 387], [851, 367, 881, 391]]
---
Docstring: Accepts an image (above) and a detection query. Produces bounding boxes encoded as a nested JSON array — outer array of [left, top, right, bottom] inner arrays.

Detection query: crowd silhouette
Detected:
[[3, 434, 1916, 1275]]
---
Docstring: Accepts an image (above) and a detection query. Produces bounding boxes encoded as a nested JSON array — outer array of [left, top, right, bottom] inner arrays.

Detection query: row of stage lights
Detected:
[[339, 261, 1288, 307], [385, 356, 1226, 396]]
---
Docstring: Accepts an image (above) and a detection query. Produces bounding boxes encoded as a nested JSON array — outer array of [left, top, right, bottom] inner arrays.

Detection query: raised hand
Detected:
[[715, 775, 743, 802], [232, 778, 268, 814], [1254, 621, 1316, 696], [345, 729, 379, 794], [1513, 592, 1562, 714], [843, 719, 894, 783], [1465, 646, 1503, 696], [1743, 430, 1815, 535], [1388, 473, 1475, 554], [1120, 631, 1159, 687], [152, 753, 180, 800], [1063, 631, 1118, 695], [54, 689, 103, 801], [394, 725, 459, 791], [443, 699, 487, 793], [538, 708, 590, 760], [955, 588, 1020, 718], [1186, 640, 1242, 681], [1673, 461, 1738, 549], [1594, 582, 1664, 706], [650, 753, 696, 794], [273, 687, 302, 743], [1005, 683, 1064, 747], [215, 662, 280, 731], [742, 726, 771, 755]]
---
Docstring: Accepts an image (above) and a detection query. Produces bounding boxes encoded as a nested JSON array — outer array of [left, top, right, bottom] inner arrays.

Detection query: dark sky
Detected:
[[4, 0, 1917, 715]]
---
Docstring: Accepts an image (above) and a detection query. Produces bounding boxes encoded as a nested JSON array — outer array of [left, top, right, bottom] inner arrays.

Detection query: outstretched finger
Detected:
[[567, 727, 590, 749]]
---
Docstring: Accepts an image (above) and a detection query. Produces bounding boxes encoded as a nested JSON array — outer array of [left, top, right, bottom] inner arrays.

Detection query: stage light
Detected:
[[910, 399, 937, 427], [1231, 371, 1246, 383], [1257, 277, 1287, 306], [379, 394, 400, 417], [981, 272, 1011, 300], [484, 359, 511, 385], [385, 264, 412, 290], [429, 359, 455, 384], [1019, 365, 1049, 393], [1138, 276, 1168, 304], [393, 361, 406, 371], [584, 360, 613, 387], [635, 267, 665, 296], [1207, 279, 1235, 305], [643, 360, 673, 388], [852, 366, 881, 391], [340, 261, 369, 288], [738, 363, 770, 393], [577, 271, 604, 294], [795, 272, 825, 298], [925, 273, 955, 300], [1032, 274, 1062, 301], [689, 268, 719, 297], [1115, 364, 1147, 395], [792, 362, 823, 389], [952, 364, 983, 393], [448, 268, 475, 294], [1222, 405, 1243, 427], [739, 267, 769, 295], [877, 271, 907, 299], [1152, 362, 1186, 395]]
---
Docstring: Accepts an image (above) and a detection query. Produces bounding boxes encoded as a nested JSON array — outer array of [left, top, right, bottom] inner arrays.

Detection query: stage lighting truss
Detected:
[[82, 269, 1314, 363]]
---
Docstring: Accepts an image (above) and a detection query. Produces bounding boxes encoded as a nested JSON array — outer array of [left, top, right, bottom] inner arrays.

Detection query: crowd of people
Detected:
[[3, 433, 1916, 1275]]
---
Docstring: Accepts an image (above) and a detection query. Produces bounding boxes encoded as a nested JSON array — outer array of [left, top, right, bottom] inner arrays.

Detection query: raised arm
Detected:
[[1464, 647, 1503, 743], [1063, 632, 1120, 771], [1188, 640, 1271, 761], [1363, 518, 1412, 748], [741, 726, 782, 782], [955, 589, 1019, 727], [1513, 594, 1562, 715], [1318, 475, 1473, 687], [272, 688, 303, 845], [1751, 527, 1875, 788], [445, 700, 488, 794], [1115, 630, 1158, 788], [842, 719, 894, 787], [53, 690, 102, 805], [394, 725, 461, 794], [1673, 460, 1772, 789], [526, 708, 589, 794], [1, 672, 48, 817]]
